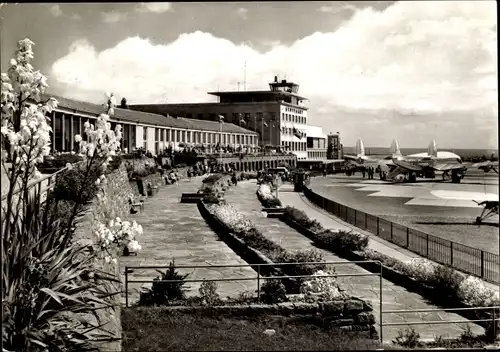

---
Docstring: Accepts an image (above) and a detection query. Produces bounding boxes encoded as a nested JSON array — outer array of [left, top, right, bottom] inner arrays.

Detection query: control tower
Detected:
[[327, 133, 343, 160]]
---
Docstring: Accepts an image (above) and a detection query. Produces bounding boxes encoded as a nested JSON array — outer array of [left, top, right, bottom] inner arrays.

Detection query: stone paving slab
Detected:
[[225, 180, 485, 343], [120, 176, 257, 305]]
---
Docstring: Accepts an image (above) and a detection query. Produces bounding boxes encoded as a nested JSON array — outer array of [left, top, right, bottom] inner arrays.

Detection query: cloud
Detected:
[[101, 11, 127, 23], [136, 2, 172, 13], [51, 1, 497, 148], [318, 2, 357, 14], [236, 8, 248, 20], [70, 13, 81, 20], [50, 5, 63, 17]]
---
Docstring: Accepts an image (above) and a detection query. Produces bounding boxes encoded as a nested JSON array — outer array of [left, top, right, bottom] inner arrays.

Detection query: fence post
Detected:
[[426, 234, 429, 257], [390, 222, 393, 241], [354, 209, 357, 225], [365, 212, 368, 229], [376, 217, 380, 236], [481, 251, 485, 278], [257, 264, 261, 303], [379, 262, 383, 344], [450, 242, 454, 266], [493, 307, 497, 342], [125, 267, 129, 308], [406, 228, 410, 248]]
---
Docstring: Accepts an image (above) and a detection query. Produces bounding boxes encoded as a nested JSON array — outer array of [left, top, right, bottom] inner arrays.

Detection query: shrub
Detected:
[[401, 258, 438, 284], [199, 281, 220, 306], [256, 184, 283, 208], [52, 164, 100, 204], [260, 279, 288, 304], [283, 206, 323, 232], [203, 174, 223, 184], [274, 249, 326, 277], [428, 264, 465, 296], [138, 259, 190, 306], [273, 249, 326, 293], [314, 229, 369, 253], [38, 152, 84, 170], [393, 327, 421, 348], [203, 193, 222, 204], [457, 276, 500, 307]]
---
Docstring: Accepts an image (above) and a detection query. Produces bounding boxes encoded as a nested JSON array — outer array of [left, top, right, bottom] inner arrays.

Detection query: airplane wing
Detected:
[[473, 161, 498, 168], [431, 190, 499, 203], [392, 159, 423, 172], [344, 155, 358, 161], [432, 163, 467, 172], [472, 161, 490, 168]]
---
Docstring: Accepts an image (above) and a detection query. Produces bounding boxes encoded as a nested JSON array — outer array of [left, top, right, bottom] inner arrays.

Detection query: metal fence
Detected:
[[124, 261, 500, 343], [302, 185, 500, 285]]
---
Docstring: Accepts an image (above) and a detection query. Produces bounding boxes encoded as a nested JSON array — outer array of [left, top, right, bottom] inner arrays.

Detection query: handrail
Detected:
[[1, 160, 85, 202]]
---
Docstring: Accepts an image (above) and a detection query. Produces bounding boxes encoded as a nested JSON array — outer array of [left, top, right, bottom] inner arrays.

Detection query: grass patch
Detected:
[[122, 308, 382, 351]]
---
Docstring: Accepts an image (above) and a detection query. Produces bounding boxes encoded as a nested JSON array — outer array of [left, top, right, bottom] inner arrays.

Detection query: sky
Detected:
[[0, 1, 497, 149]]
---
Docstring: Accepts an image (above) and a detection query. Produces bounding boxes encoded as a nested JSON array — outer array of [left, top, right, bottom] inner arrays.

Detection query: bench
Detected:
[[262, 207, 285, 218], [180, 192, 204, 203], [147, 185, 159, 197], [129, 196, 146, 213]]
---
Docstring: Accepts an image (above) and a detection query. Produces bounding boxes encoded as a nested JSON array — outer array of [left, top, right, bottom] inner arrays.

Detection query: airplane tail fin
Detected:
[[355, 138, 365, 157], [390, 139, 402, 158], [428, 140, 438, 157]]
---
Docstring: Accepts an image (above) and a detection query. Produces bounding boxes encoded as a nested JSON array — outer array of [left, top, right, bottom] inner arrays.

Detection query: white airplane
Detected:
[[344, 139, 375, 164], [383, 140, 467, 183], [343, 138, 396, 172], [431, 190, 499, 224], [473, 160, 498, 174]]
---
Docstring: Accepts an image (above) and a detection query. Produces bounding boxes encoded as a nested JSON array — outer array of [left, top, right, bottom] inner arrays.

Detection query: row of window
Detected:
[[50, 111, 256, 153], [281, 141, 307, 152], [307, 151, 327, 160], [285, 106, 303, 115], [151, 127, 256, 146], [282, 113, 306, 125]]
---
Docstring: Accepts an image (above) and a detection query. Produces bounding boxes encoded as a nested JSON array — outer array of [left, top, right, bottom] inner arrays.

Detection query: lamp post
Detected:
[[218, 115, 224, 170]]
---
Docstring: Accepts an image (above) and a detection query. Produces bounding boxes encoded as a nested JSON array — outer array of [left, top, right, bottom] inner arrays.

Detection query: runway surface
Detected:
[[310, 171, 499, 254]]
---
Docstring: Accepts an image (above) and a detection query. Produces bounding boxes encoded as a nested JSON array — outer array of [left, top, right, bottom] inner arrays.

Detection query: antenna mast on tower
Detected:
[[244, 60, 247, 91]]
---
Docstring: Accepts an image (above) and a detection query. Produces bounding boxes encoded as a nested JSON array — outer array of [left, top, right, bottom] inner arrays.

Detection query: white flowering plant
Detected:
[[1, 38, 121, 351], [208, 203, 254, 234], [401, 258, 438, 284], [256, 183, 282, 208], [300, 267, 347, 302], [95, 217, 143, 263], [457, 276, 500, 307]]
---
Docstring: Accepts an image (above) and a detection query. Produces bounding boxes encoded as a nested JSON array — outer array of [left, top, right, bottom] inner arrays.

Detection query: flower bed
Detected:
[[280, 206, 500, 337], [198, 177, 330, 294], [256, 183, 283, 208]]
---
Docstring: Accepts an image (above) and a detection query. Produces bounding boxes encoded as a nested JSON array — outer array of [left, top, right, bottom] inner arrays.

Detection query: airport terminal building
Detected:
[[36, 94, 260, 155], [129, 77, 310, 161]]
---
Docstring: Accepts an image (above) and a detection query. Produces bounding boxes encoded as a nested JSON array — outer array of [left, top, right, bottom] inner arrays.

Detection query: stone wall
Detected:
[[73, 163, 134, 352], [131, 297, 375, 333], [129, 167, 190, 197]]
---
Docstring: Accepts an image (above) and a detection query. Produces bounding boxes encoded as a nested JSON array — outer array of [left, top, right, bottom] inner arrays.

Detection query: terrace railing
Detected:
[[302, 185, 500, 285], [1, 163, 73, 206], [124, 261, 500, 343]]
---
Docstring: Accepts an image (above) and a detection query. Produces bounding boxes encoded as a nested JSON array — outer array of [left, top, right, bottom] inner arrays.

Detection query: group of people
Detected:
[[361, 166, 377, 180], [165, 170, 181, 184]]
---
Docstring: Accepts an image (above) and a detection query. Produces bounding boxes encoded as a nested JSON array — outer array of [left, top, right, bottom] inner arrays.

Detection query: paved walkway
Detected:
[[225, 180, 485, 343], [120, 176, 257, 305]]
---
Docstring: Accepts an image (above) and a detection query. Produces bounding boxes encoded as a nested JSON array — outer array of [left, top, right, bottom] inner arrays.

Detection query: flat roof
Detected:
[[38, 93, 257, 135], [208, 90, 308, 101]]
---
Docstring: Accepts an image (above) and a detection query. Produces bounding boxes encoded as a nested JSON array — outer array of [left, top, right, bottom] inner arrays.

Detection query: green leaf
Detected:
[[40, 287, 64, 306]]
